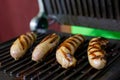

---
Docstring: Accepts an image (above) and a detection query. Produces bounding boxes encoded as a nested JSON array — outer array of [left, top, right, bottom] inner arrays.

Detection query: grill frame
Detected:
[[0, 31, 120, 80], [43, 0, 120, 31], [43, 0, 120, 19]]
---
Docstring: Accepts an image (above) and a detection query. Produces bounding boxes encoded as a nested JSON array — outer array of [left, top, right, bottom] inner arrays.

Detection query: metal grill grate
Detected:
[[0, 32, 120, 80], [43, 0, 120, 19], [42, 0, 120, 31]]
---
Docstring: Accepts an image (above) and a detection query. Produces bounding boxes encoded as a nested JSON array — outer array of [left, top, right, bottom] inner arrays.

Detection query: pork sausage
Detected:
[[10, 32, 37, 60], [32, 33, 60, 62], [56, 34, 85, 69], [87, 37, 108, 70]]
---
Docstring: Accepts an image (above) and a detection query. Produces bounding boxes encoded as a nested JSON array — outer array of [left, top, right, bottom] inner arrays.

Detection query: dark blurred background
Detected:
[[0, 0, 38, 42]]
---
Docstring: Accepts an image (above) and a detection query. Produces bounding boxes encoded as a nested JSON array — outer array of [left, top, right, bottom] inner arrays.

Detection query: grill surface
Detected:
[[0, 32, 120, 80]]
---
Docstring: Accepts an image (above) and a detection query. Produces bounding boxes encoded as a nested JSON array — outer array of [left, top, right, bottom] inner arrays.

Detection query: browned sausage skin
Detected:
[[56, 34, 85, 69], [87, 37, 109, 70], [10, 32, 37, 60], [32, 33, 60, 62]]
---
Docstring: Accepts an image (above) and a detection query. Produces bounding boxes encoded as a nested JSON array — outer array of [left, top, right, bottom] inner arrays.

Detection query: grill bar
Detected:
[[10, 61, 34, 76], [113, 0, 120, 19], [0, 53, 10, 61], [70, 0, 77, 15], [87, 0, 94, 17], [76, 67, 93, 80], [0, 38, 15, 50], [56, 0, 62, 14], [60, 0, 67, 14], [106, 0, 113, 19], [4, 56, 31, 73], [51, 0, 58, 14], [76, 0, 83, 15], [16, 62, 39, 77], [66, 0, 72, 15], [0, 51, 10, 58], [99, 0, 106, 18], [0, 47, 10, 53], [93, 0, 101, 18], [81, 0, 88, 16], [43, 0, 120, 19], [63, 61, 89, 80], [23, 58, 55, 79], [0, 32, 120, 80], [1, 57, 13, 65], [31, 62, 57, 80], [39, 66, 61, 80]]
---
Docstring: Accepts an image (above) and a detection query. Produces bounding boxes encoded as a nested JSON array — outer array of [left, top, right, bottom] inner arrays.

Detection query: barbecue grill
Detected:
[[1, 0, 120, 80], [0, 32, 120, 80]]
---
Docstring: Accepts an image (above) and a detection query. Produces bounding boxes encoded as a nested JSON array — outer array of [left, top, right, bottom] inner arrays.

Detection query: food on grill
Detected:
[[10, 32, 37, 60], [56, 34, 85, 69], [87, 37, 109, 70], [32, 33, 60, 62]]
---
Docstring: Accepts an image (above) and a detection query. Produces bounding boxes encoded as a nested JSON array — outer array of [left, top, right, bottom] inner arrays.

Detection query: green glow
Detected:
[[71, 25, 120, 40]]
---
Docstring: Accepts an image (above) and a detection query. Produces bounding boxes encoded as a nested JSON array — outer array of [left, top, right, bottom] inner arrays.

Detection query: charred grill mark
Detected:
[[77, 35, 85, 41], [40, 34, 54, 43], [77, 34, 85, 42], [26, 34, 33, 42], [61, 49, 72, 62], [58, 34, 85, 54], [69, 38, 78, 45], [88, 38, 108, 60], [40, 33, 59, 43], [19, 32, 36, 50], [19, 37, 25, 50], [90, 40, 100, 44], [90, 38, 108, 46], [89, 42, 106, 49], [91, 38, 99, 41], [73, 36, 82, 42], [63, 43, 72, 52], [87, 37, 108, 70], [66, 40, 76, 49], [58, 40, 76, 54], [88, 45, 101, 51], [88, 38, 108, 53], [31, 32, 36, 41], [90, 52, 96, 58], [50, 36, 58, 43], [92, 55, 104, 59], [89, 49, 105, 60], [23, 36, 29, 46], [90, 41, 99, 45], [89, 49, 103, 55]]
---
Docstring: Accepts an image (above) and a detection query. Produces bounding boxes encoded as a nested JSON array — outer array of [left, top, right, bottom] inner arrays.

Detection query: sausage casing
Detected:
[[87, 37, 108, 70], [32, 33, 60, 62], [10, 32, 37, 60], [56, 34, 85, 69]]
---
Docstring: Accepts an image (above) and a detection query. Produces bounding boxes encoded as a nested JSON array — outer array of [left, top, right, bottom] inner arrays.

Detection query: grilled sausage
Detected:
[[56, 34, 85, 69], [87, 37, 108, 70], [32, 33, 60, 62], [10, 32, 37, 60]]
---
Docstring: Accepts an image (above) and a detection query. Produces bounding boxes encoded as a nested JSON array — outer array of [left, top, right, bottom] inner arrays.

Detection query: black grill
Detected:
[[43, 0, 120, 19], [43, 0, 120, 31], [0, 32, 120, 80]]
